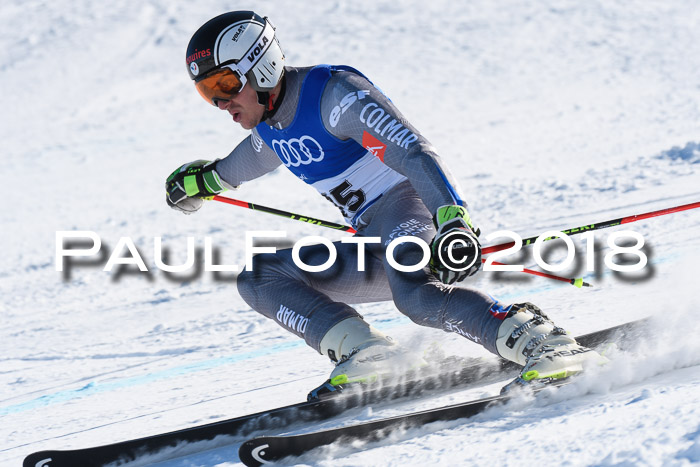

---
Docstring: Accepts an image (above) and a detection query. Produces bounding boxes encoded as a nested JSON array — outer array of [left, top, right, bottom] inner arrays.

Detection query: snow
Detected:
[[2, 0, 700, 466]]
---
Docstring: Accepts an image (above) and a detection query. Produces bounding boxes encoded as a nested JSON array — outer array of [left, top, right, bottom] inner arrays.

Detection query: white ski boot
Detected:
[[319, 317, 426, 387], [496, 303, 608, 389]]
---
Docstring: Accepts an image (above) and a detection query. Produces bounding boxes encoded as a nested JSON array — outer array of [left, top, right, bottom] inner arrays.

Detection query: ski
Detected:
[[23, 317, 649, 467], [239, 379, 573, 466], [238, 316, 652, 466]]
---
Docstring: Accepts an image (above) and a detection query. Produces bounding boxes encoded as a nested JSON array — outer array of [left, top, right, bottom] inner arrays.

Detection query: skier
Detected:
[[167, 11, 605, 389]]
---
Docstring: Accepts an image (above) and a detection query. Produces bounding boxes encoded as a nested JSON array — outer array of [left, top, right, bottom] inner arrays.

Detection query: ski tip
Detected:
[[239, 438, 275, 467], [23, 451, 62, 467]]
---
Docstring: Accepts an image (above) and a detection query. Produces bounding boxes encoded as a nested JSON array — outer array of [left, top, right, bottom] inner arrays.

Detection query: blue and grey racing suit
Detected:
[[217, 65, 506, 355]]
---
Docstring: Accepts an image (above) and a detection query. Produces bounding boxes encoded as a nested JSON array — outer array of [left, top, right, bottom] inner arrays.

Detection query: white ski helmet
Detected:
[[186, 11, 285, 105]]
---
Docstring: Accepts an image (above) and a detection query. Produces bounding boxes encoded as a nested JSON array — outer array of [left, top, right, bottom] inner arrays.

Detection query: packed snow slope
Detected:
[[2, 0, 700, 466]]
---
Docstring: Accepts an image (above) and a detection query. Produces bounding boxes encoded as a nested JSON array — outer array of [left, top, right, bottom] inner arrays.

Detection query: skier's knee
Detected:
[[236, 254, 297, 305], [236, 268, 256, 306]]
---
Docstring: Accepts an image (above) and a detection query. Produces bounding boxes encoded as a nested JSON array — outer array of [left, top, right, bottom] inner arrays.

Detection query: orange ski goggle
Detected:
[[194, 64, 247, 106]]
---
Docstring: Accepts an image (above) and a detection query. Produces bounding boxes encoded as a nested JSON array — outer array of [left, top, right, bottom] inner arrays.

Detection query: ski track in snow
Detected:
[[3, 0, 700, 466]]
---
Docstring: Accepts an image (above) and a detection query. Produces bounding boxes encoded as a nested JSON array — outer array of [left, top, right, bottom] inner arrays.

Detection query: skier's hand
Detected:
[[165, 160, 232, 215], [429, 205, 482, 284]]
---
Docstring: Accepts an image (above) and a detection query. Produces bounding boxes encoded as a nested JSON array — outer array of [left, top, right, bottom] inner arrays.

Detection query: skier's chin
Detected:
[[238, 117, 260, 130]]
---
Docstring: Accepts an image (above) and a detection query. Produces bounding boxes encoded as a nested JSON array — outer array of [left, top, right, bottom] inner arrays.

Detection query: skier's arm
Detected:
[[319, 71, 466, 215], [165, 131, 281, 214], [215, 130, 283, 187]]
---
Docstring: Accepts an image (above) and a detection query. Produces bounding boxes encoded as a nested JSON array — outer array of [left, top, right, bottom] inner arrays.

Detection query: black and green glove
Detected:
[[429, 205, 482, 284], [165, 160, 230, 214]]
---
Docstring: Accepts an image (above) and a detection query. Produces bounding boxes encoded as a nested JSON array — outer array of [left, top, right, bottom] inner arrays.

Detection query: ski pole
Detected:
[[486, 260, 591, 288], [212, 195, 586, 286], [483, 200, 700, 255], [212, 195, 357, 233]]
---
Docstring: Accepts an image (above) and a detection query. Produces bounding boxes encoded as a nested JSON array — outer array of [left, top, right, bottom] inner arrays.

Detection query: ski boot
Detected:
[[319, 317, 426, 388], [496, 303, 608, 392]]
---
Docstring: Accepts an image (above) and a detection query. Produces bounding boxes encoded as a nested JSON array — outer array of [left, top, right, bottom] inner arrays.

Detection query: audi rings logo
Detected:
[[272, 135, 325, 167]]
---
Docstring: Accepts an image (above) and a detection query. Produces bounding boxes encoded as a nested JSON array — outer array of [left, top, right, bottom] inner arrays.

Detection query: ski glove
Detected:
[[165, 160, 233, 214], [429, 205, 482, 284]]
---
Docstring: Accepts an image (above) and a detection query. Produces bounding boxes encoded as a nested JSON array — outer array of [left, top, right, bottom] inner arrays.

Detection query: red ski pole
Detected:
[[213, 195, 357, 233], [483, 200, 700, 255], [485, 260, 591, 288], [212, 195, 586, 286]]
